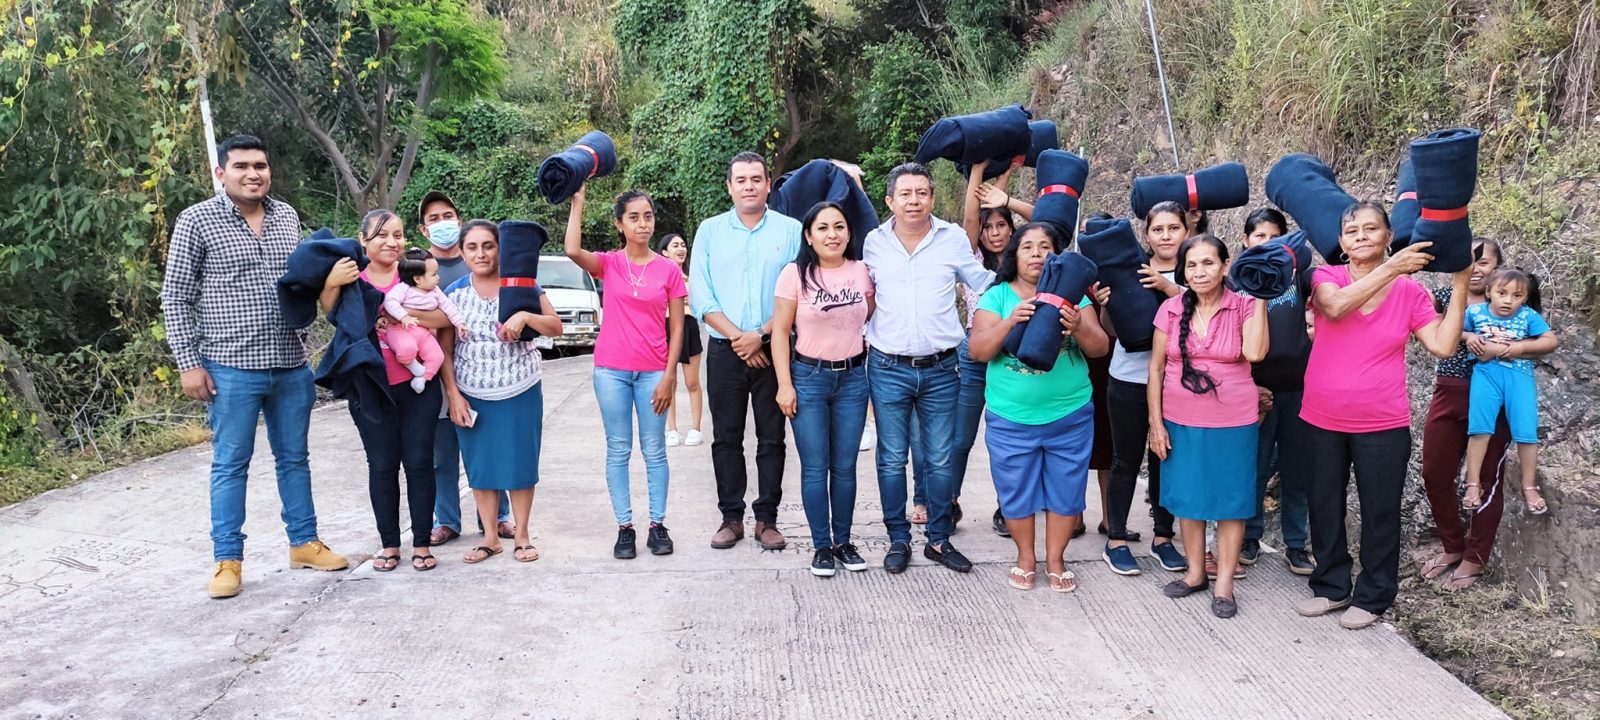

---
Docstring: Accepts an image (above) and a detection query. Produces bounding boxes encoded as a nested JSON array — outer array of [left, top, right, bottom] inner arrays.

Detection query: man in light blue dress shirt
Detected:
[[863, 162, 996, 574], [690, 152, 804, 551]]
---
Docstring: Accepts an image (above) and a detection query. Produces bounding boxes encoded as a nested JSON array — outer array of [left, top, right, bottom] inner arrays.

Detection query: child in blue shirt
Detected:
[[1462, 268, 1560, 515]]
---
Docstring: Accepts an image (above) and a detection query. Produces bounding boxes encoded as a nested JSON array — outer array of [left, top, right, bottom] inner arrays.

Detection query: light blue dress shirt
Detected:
[[689, 207, 803, 339]]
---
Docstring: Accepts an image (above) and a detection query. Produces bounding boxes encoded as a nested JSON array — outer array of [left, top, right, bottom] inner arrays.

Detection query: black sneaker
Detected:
[[613, 526, 637, 560], [992, 508, 1011, 537], [1240, 539, 1261, 566], [834, 543, 868, 572], [1286, 548, 1315, 576], [811, 549, 837, 577], [647, 523, 674, 555]]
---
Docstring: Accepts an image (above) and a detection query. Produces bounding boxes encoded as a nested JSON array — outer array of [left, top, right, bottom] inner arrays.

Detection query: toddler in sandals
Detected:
[[384, 248, 467, 393], [1462, 267, 1559, 515]]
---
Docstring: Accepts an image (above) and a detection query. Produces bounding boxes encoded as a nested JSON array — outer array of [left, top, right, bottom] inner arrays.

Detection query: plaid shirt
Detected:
[[160, 193, 307, 371]]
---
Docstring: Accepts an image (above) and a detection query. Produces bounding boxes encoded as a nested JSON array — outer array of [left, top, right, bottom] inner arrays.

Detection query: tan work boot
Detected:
[[208, 560, 242, 599], [755, 521, 787, 550], [709, 520, 744, 549], [289, 540, 350, 571]]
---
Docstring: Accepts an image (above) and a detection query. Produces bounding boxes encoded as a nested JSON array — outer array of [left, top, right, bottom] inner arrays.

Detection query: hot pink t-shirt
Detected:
[[360, 270, 418, 386], [592, 251, 688, 372], [1155, 290, 1259, 428], [775, 261, 874, 361], [1300, 265, 1438, 433]]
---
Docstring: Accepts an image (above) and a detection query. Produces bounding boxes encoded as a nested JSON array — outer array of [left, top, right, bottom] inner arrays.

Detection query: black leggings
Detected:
[[350, 378, 440, 548], [1105, 377, 1174, 541], [1305, 423, 1411, 614]]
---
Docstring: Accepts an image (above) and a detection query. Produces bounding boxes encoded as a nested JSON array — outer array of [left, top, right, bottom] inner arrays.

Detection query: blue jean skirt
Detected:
[[984, 403, 1093, 519], [1159, 420, 1256, 521], [457, 384, 543, 491]]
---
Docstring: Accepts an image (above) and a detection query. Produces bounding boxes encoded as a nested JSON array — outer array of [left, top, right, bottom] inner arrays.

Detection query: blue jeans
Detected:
[[1247, 389, 1310, 550], [433, 416, 509, 533], [594, 367, 669, 525], [911, 337, 986, 506], [790, 361, 869, 548], [869, 348, 960, 546], [203, 360, 319, 562]]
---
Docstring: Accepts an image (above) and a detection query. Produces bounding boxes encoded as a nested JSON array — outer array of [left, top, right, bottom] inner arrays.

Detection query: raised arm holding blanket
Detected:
[[1408, 128, 1481, 273], [1265, 153, 1357, 264], [1129, 161, 1250, 219], [537, 130, 618, 204], [913, 104, 1033, 166]]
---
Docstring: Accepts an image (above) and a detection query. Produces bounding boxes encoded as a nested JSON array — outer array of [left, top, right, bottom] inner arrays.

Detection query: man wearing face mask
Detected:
[[417, 191, 514, 546]]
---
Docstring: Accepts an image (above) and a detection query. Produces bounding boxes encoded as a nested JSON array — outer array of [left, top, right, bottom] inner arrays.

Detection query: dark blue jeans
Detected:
[[790, 361, 869, 548], [1247, 389, 1310, 550], [869, 348, 960, 546], [911, 336, 986, 505]]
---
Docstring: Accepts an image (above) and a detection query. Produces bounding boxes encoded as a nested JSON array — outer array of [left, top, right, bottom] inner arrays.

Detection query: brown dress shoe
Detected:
[[710, 520, 744, 549], [755, 521, 787, 550], [497, 521, 516, 539]]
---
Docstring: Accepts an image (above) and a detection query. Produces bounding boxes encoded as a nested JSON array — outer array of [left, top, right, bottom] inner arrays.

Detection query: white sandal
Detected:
[[1008, 566, 1036, 590], [1047, 570, 1078, 593]]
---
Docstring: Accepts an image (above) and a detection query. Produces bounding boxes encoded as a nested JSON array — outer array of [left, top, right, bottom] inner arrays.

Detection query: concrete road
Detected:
[[0, 356, 1504, 719]]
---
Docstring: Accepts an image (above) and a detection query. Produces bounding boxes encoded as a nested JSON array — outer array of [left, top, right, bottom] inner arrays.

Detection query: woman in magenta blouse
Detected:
[[1294, 202, 1470, 630], [1147, 235, 1268, 618]]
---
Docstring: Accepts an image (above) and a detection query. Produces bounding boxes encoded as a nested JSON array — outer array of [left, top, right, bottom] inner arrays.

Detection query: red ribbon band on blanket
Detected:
[[1280, 244, 1298, 270], [500, 278, 539, 288], [1420, 206, 1469, 222], [1396, 191, 1418, 202], [1034, 292, 1066, 309], [1040, 184, 1080, 199], [575, 144, 600, 179], [1185, 174, 1199, 210]]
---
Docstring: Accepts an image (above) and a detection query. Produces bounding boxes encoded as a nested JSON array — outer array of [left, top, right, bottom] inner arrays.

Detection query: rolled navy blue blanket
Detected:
[[498, 220, 549, 341], [1409, 128, 1481, 273], [1076, 217, 1163, 352], [913, 104, 1032, 166], [1014, 252, 1099, 371], [1229, 230, 1312, 300], [1129, 162, 1250, 219], [1389, 157, 1418, 253], [1031, 149, 1089, 238], [957, 120, 1060, 180], [770, 159, 879, 257], [1265, 153, 1356, 265], [537, 130, 618, 204], [278, 228, 390, 423]]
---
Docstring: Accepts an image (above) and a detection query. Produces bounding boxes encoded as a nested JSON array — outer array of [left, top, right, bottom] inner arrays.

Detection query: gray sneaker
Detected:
[[1295, 595, 1353, 617]]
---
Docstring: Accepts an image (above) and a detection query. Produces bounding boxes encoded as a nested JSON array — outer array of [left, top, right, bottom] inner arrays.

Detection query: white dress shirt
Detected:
[[864, 215, 996, 357]]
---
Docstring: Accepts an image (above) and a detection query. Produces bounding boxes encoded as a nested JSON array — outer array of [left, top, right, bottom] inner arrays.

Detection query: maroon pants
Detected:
[[1420, 376, 1512, 565]]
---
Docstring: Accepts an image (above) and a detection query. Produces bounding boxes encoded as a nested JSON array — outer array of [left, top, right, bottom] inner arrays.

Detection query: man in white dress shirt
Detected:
[[863, 162, 996, 574]]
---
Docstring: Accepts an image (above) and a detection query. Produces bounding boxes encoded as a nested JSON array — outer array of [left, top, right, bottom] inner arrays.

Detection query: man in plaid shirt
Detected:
[[161, 135, 352, 599]]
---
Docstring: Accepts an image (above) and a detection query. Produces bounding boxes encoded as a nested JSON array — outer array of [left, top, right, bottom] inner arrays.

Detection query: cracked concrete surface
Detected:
[[0, 356, 1504, 719]]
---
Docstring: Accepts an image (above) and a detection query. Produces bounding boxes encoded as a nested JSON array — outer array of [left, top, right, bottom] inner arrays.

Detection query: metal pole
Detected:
[[1144, 0, 1182, 169], [198, 75, 222, 195]]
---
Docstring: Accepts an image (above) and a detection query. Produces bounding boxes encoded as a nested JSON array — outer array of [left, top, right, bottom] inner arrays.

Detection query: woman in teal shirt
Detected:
[[969, 222, 1110, 593]]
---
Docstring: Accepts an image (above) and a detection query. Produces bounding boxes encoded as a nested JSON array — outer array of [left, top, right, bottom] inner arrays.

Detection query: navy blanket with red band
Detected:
[[1229, 230, 1312, 300], [1129, 162, 1250, 219], [1265, 153, 1356, 265], [1076, 217, 1163, 352], [1001, 252, 1099, 371], [913, 104, 1032, 166], [1390, 157, 1419, 253], [769, 159, 879, 258], [1031, 149, 1089, 238], [956, 120, 1060, 180], [1410, 128, 1480, 273], [537, 130, 618, 204], [498, 220, 548, 340]]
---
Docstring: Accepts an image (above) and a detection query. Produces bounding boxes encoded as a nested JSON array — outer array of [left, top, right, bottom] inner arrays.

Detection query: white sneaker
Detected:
[[683, 429, 703, 447], [664, 430, 682, 447], [409, 376, 426, 394], [859, 425, 876, 452]]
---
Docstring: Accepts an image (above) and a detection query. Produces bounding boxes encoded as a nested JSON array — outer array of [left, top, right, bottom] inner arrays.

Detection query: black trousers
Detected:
[[350, 378, 440, 548], [1304, 423, 1411, 614], [1105, 377, 1175, 540], [707, 339, 787, 522]]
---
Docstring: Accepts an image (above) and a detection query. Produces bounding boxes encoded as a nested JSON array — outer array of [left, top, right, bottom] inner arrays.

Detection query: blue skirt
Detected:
[[1159, 421, 1256, 521], [457, 384, 543, 491], [984, 403, 1093, 519]]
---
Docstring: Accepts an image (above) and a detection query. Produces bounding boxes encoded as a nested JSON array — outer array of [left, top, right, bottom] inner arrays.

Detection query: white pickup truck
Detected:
[[533, 255, 600, 350]]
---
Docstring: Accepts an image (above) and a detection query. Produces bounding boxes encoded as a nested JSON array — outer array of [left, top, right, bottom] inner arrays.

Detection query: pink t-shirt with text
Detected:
[[1155, 290, 1259, 428], [1300, 265, 1438, 433], [592, 251, 688, 372], [775, 261, 874, 361]]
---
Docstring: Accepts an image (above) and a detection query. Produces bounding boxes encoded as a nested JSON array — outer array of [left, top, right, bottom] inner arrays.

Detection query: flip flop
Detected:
[[1524, 487, 1549, 515], [463, 545, 503, 564], [1445, 570, 1483, 591], [1461, 483, 1483, 511], [429, 526, 460, 545], [1008, 566, 1036, 590], [411, 554, 438, 572], [513, 545, 540, 563], [372, 552, 401, 572], [1420, 555, 1457, 581], [910, 505, 928, 525], [1048, 570, 1077, 593]]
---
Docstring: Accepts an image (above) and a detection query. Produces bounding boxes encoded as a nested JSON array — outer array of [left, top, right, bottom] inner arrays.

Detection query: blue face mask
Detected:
[[427, 220, 461, 249]]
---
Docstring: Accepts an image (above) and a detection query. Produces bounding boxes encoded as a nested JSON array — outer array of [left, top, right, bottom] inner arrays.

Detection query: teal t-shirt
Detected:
[[977, 282, 1093, 425]]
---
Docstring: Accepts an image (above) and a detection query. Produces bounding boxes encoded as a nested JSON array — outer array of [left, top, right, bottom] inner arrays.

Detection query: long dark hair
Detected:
[[795, 201, 858, 293], [995, 222, 1067, 283], [460, 219, 499, 244], [654, 232, 687, 271], [1174, 234, 1230, 395], [1486, 267, 1543, 313], [1244, 207, 1288, 237], [977, 206, 1014, 271], [359, 208, 399, 244]]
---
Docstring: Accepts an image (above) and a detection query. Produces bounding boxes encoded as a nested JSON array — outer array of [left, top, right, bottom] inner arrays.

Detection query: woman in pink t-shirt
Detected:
[[563, 184, 687, 560], [1146, 234, 1268, 618], [771, 202, 875, 577], [1295, 202, 1470, 630]]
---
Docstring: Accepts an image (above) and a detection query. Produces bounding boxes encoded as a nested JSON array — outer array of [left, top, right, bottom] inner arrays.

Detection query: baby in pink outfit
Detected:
[[384, 254, 467, 393]]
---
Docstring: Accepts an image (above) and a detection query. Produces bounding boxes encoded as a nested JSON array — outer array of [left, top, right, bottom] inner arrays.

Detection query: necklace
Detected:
[[624, 255, 649, 297]]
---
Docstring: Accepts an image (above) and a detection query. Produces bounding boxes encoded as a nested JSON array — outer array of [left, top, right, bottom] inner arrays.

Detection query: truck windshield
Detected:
[[539, 261, 592, 291]]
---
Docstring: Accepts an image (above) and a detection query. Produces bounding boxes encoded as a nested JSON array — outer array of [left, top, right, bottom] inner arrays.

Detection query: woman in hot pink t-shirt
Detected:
[[1146, 234, 1268, 618], [563, 184, 687, 558], [1295, 202, 1469, 629]]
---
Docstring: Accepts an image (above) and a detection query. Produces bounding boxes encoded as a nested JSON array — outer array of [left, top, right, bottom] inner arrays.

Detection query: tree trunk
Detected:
[[0, 334, 64, 446]]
